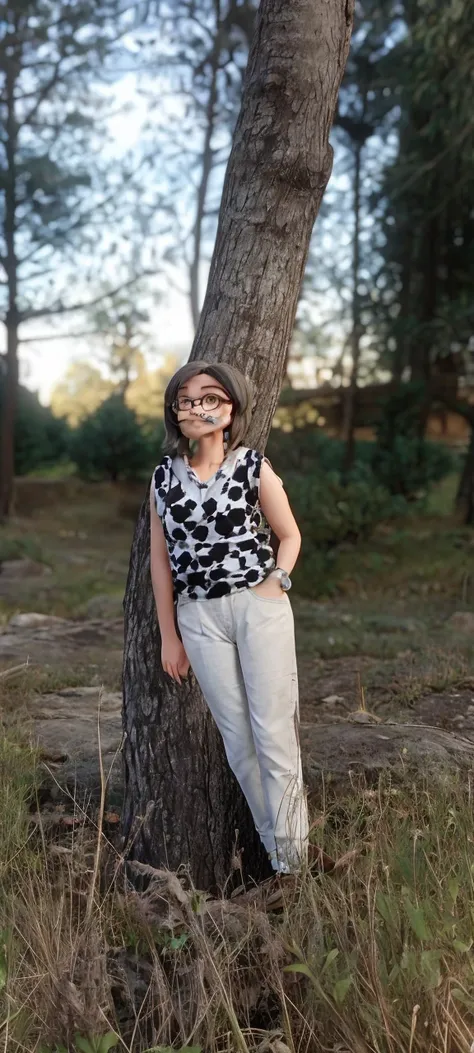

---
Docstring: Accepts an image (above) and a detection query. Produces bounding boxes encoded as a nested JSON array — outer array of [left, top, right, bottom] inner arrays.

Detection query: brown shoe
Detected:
[[231, 872, 298, 911], [308, 842, 337, 874], [263, 872, 299, 910]]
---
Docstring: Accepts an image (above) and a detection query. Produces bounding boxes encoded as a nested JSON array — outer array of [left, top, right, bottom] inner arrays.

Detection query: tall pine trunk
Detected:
[[0, 316, 19, 520], [122, 0, 354, 892], [342, 138, 362, 474], [189, 28, 219, 332], [0, 55, 19, 521], [456, 417, 474, 526]]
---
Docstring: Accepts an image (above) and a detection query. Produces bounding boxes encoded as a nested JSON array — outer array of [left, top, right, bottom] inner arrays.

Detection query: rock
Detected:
[[362, 614, 421, 634], [322, 694, 346, 705], [8, 613, 69, 630], [447, 612, 474, 634], [0, 616, 123, 662], [0, 558, 51, 578], [62, 554, 89, 566], [348, 710, 382, 724], [83, 594, 124, 619], [26, 686, 474, 815], [28, 686, 123, 806], [301, 722, 474, 796]]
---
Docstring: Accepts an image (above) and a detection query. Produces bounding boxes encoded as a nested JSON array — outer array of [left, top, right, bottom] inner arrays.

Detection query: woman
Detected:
[[150, 360, 333, 885]]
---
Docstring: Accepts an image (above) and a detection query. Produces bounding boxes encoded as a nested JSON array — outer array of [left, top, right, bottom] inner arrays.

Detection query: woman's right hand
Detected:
[[161, 634, 190, 684]]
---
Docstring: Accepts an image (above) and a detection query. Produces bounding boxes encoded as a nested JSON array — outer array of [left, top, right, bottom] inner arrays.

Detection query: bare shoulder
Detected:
[[261, 456, 284, 486]]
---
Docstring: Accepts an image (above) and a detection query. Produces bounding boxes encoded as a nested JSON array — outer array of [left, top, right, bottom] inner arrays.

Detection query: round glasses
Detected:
[[173, 394, 232, 413]]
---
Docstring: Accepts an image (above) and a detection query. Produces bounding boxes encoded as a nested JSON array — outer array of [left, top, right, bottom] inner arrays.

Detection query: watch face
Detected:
[[281, 573, 292, 591]]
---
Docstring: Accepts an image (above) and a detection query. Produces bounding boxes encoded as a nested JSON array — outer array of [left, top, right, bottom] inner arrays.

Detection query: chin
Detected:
[[181, 421, 217, 436]]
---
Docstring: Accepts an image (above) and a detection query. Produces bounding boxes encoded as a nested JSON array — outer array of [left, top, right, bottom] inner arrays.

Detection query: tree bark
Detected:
[[189, 15, 220, 332], [457, 423, 474, 526], [427, 387, 474, 527], [122, 0, 354, 893], [392, 223, 414, 385], [342, 138, 362, 473], [0, 55, 19, 521], [410, 209, 439, 437]]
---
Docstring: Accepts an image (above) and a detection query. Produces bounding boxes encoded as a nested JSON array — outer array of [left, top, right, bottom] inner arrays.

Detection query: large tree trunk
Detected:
[[456, 418, 474, 526], [0, 57, 19, 521], [0, 315, 19, 520], [410, 208, 439, 438], [342, 138, 362, 474], [122, 0, 354, 893], [189, 21, 220, 332]]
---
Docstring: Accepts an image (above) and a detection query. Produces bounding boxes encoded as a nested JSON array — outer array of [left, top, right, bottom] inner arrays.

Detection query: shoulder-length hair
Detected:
[[162, 360, 254, 456]]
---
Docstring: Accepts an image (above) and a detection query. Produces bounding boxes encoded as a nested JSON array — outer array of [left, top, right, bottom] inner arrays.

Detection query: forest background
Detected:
[[1, 0, 474, 544], [2, 4, 474, 1052]]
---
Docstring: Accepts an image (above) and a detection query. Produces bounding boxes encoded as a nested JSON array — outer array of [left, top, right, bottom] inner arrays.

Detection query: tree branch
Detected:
[[20, 272, 154, 323], [432, 386, 474, 423], [20, 327, 108, 344]]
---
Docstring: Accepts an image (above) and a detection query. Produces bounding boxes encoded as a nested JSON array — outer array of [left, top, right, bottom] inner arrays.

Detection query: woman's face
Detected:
[[173, 372, 233, 442]]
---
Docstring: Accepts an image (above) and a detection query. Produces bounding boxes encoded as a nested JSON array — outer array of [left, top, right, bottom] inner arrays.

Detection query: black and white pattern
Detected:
[[153, 446, 275, 599]]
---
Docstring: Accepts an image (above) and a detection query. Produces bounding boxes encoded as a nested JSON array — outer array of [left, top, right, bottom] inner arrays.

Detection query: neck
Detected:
[[189, 431, 226, 467]]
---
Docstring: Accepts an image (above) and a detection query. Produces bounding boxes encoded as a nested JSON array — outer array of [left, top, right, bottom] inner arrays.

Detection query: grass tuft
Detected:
[[1, 735, 474, 1052]]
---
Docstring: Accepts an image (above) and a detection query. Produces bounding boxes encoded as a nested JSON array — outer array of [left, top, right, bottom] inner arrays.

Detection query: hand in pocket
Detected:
[[251, 577, 285, 601]]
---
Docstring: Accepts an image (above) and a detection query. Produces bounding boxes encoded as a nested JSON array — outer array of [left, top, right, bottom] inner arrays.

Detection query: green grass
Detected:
[[0, 533, 47, 565], [321, 519, 473, 604], [425, 470, 459, 515], [0, 481, 134, 619], [0, 664, 111, 717]]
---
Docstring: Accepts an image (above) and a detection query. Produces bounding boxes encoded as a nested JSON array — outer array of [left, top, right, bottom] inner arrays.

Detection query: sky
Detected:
[[11, 39, 389, 406], [21, 286, 194, 405], [17, 73, 195, 405]]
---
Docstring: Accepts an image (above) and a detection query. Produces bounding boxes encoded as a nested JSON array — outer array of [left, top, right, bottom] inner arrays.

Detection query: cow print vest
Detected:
[[153, 446, 275, 600]]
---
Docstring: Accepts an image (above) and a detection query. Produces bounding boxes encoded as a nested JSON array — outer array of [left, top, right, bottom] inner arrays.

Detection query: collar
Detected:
[[183, 446, 244, 487]]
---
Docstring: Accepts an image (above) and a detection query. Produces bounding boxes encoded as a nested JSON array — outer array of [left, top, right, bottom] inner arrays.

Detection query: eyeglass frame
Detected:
[[171, 394, 233, 412]]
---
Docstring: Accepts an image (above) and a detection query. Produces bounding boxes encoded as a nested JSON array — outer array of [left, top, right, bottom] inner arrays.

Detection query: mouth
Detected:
[[180, 413, 220, 425]]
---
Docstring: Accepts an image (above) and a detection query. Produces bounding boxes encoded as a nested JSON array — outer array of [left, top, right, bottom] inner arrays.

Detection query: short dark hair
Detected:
[[162, 360, 254, 456]]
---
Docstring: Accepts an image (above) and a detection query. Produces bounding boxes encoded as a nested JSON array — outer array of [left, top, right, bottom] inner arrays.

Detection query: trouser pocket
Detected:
[[247, 587, 289, 605]]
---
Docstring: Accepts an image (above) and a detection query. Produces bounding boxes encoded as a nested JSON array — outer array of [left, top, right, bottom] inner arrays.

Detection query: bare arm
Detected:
[[150, 484, 177, 640], [258, 459, 301, 575], [150, 484, 190, 682]]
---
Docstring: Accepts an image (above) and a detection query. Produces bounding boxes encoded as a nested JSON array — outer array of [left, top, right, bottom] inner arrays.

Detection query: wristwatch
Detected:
[[270, 567, 292, 591]]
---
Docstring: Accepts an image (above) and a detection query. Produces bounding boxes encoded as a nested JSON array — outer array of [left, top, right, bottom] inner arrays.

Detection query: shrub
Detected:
[[372, 384, 456, 499], [267, 427, 347, 475], [285, 465, 407, 595], [70, 395, 150, 481], [0, 381, 71, 475], [268, 422, 455, 504], [372, 434, 456, 500]]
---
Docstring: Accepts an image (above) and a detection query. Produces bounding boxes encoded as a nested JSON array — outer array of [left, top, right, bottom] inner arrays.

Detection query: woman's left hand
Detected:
[[251, 575, 286, 600]]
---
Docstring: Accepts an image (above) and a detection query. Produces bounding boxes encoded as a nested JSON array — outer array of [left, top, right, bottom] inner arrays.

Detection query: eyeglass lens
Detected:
[[176, 394, 222, 410]]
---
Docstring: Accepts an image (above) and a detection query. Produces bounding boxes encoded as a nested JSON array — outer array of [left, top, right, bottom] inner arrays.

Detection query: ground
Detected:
[[2, 474, 474, 1053], [1, 473, 473, 803]]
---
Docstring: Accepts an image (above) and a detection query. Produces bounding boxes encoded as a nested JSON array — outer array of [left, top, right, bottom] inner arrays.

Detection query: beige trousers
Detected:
[[177, 588, 309, 874]]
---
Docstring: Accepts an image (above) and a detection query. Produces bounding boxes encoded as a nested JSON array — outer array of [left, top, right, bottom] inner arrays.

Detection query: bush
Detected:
[[0, 381, 71, 475], [286, 467, 403, 549], [285, 465, 407, 596], [372, 433, 456, 499], [268, 421, 455, 504], [70, 395, 150, 481], [372, 384, 456, 499], [267, 427, 347, 475]]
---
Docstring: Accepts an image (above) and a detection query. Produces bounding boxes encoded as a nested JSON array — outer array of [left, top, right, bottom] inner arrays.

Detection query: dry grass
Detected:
[[2, 732, 474, 1053], [1, 477, 474, 1051]]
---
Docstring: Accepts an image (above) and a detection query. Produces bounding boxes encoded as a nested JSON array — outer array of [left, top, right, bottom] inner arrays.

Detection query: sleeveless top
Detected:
[[152, 446, 275, 600]]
